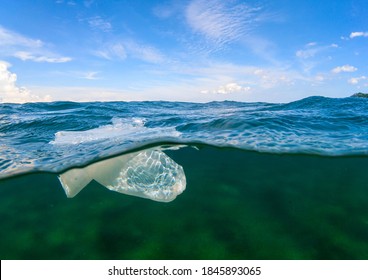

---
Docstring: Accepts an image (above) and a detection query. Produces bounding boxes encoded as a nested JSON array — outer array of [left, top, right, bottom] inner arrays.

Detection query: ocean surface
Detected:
[[1, 96, 368, 259]]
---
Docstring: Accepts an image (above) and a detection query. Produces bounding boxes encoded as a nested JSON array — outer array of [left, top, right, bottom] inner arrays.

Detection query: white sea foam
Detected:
[[50, 117, 181, 145]]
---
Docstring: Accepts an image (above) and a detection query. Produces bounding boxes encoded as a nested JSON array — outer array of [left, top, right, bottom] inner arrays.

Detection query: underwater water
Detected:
[[0, 96, 368, 259]]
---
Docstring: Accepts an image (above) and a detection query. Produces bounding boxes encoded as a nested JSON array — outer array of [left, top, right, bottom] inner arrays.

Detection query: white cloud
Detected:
[[203, 82, 251, 94], [71, 71, 100, 80], [348, 76, 367, 85], [296, 43, 338, 59], [125, 41, 165, 63], [0, 25, 43, 48], [80, 71, 100, 80], [93, 50, 110, 60], [306, 42, 317, 47], [295, 49, 315, 59], [22, 61, 341, 103], [331, 65, 357, 74], [217, 83, 243, 94], [108, 43, 127, 59], [185, 0, 261, 52], [0, 61, 51, 103], [93, 42, 127, 60], [52, 70, 102, 80], [0, 26, 71, 63], [14, 51, 72, 63], [55, 0, 77, 5], [350, 32, 368, 38], [177, 62, 307, 91], [87, 16, 112, 32], [253, 68, 296, 88], [94, 41, 164, 63]]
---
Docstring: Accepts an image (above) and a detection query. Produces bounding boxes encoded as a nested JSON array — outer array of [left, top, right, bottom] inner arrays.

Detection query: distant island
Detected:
[[351, 92, 368, 98]]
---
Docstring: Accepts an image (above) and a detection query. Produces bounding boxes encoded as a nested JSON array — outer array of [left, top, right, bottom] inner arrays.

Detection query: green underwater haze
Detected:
[[1, 146, 368, 259]]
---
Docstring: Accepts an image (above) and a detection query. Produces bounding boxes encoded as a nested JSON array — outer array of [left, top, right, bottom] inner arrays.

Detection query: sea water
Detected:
[[0, 96, 368, 259]]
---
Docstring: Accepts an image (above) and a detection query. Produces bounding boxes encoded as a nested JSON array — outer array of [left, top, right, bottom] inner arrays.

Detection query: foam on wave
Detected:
[[51, 117, 180, 145]]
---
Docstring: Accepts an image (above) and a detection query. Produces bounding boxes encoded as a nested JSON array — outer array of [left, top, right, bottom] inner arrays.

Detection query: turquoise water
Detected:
[[1, 97, 368, 259]]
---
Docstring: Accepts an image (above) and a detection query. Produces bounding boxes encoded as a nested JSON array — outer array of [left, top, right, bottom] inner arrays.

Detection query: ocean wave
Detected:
[[1, 96, 368, 178]]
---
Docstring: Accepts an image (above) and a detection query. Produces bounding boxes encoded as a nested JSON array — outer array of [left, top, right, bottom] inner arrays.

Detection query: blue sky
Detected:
[[0, 0, 367, 103]]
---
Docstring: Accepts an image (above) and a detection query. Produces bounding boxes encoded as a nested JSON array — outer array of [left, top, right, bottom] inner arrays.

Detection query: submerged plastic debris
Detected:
[[58, 149, 186, 202]]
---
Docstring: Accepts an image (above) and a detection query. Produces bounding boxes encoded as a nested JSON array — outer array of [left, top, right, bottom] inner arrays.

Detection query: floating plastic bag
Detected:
[[58, 149, 186, 202]]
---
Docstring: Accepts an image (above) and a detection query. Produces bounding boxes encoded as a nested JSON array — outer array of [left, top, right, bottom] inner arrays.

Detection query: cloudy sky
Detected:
[[0, 0, 367, 103]]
